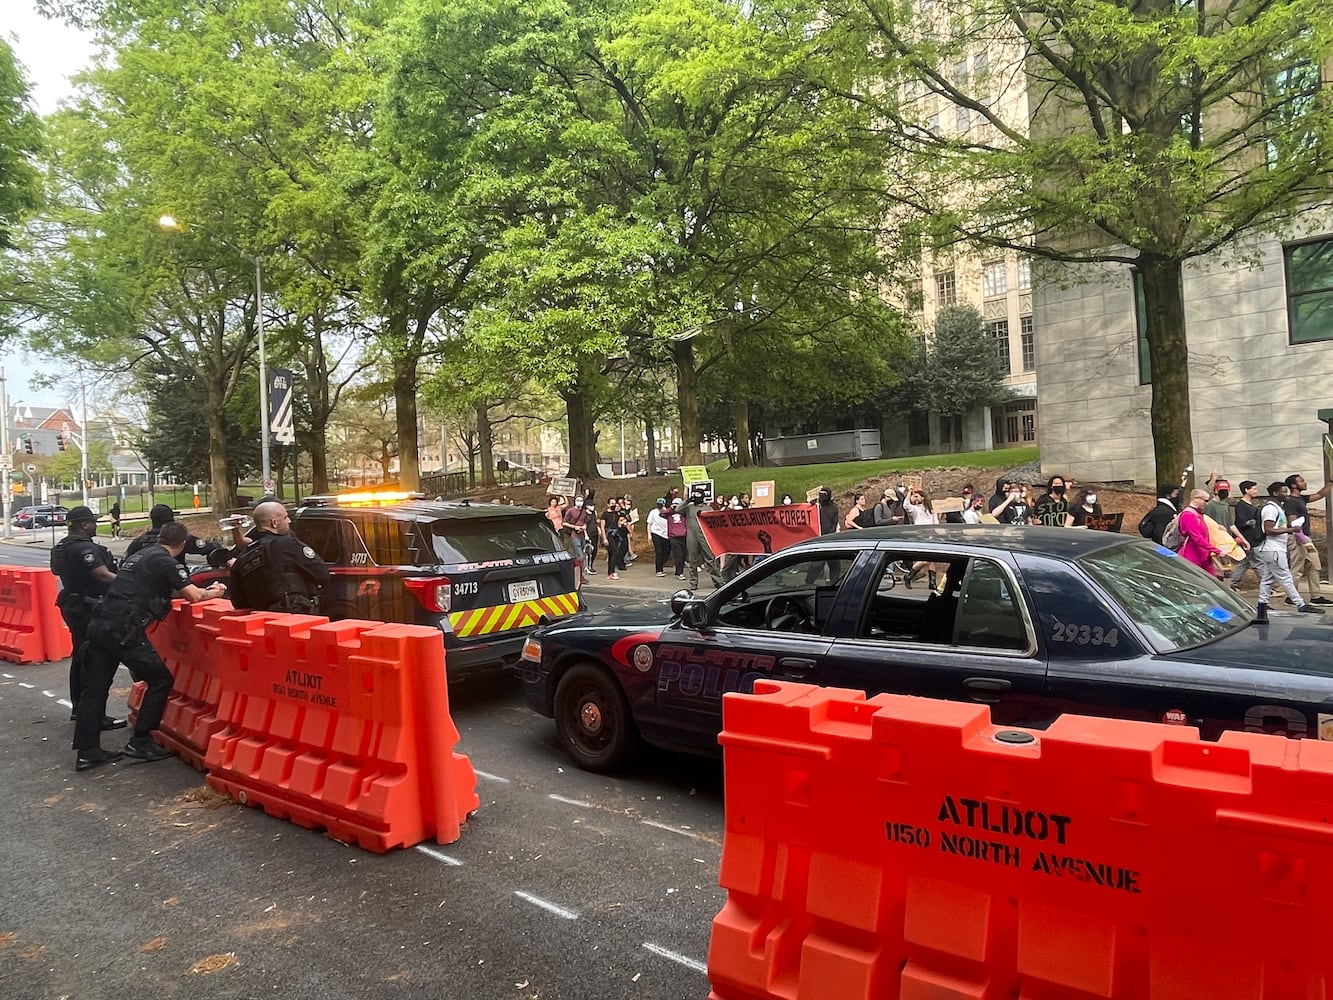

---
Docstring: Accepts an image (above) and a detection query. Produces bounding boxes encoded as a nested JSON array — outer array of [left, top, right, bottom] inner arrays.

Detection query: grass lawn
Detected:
[[701, 446, 1039, 501]]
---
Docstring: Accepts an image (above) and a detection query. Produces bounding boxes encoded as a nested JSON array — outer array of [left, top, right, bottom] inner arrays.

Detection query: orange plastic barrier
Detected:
[[708, 682, 1333, 1000], [200, 612, 478, 853], [128, 599, 279, 770], [0, 565, 71, 664]]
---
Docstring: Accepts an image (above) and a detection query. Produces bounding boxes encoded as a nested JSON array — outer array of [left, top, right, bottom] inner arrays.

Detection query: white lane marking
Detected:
[[42, 690, 57, 698], [514, 891, 579, 921], [1, 673, 12, 679], [641, 819, 700, 840], [415, 846, 463, 866], [18, 682, 34, 689], [547, 793, 594, 809], [473, 769, 510, 784], [57, 699, 73, 709], [642, 943, 707, 974]]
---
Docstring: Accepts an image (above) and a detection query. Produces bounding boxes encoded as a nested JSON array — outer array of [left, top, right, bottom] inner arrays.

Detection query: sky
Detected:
[[4, 3, 99, 409]]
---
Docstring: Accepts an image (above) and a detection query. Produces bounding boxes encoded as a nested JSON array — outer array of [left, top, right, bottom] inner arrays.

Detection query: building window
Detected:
[[908, 410, 931, 447], [905, 278, 924, 312], [986, 318, 1011, 373], [973, 52, 988, 77], [1017, 257, 1031, 290], [982, 261, 1007, 298], [1020, 315, 1035, 371], [1285, 237, 1333, 344], [1265, 54, 1320, 169], [1131, 269, 1151, 384], [953, 59, 969, 84], [956, 106, 972, 132], [993, 400, 1038, 447], [934, 270, 957, 306]]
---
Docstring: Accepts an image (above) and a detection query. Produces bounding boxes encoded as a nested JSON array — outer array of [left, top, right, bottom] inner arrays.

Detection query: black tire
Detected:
[[553, 663, 640, 773]]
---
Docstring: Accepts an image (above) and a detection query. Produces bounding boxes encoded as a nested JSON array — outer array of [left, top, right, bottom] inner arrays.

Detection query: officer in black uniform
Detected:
[[229, 501, 331, 612], [50, 505, 124, 730], [72, 522, 228, 772], [126, 503, 224, 566]]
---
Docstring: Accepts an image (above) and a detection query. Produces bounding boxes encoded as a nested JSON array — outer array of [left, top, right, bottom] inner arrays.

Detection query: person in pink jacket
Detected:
[[1179, 489, 1222, 576]]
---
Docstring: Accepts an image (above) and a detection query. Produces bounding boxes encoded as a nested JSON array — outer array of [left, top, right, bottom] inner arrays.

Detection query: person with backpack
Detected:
[[1178, 489, 1223, 575], [1230, 480, 1264, 589], [872, 487, 905, 526], [1138, 484, 1181, 545]]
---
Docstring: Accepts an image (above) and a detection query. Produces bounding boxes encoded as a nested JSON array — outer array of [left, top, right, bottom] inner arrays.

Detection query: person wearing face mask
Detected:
[[561, 493, 593, 570], [814, 487, 840, 535], [1035, 475, 1070, 527], [1065, 488, 1103, 527], [961, 493, 988, 524]]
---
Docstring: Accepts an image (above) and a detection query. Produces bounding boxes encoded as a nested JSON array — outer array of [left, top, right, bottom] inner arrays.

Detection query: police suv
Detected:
[[201, 492, 582, 681]]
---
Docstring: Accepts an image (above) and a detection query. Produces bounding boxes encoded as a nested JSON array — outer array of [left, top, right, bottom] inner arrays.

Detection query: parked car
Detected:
[[519, 525, 1332, 772], [192, 493, 582, 681], [13, 505, 69, 529]]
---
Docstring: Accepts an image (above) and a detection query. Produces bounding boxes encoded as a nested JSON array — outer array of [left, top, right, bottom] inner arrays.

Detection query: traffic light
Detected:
[[57, 432, 67, 452], [22, 434, 32, 455]]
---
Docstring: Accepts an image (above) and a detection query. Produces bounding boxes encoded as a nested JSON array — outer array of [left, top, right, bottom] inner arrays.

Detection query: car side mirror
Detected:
[[675, 594, 710, 630], [669, 589, 694, 617]]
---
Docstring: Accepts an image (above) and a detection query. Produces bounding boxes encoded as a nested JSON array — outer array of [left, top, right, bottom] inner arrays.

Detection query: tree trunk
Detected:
[[204, 382, 236, 511], [465, 430, 477, 488], [564, 386, 601, 481], [645, 418, 657, 476], [673, 338, 702, 465], [1140, 255, 1194, 486], [309, 442, 329, 495], [478, 403, 496, 488], [392, 351, 420, 492], [731, 398, 753, 468]]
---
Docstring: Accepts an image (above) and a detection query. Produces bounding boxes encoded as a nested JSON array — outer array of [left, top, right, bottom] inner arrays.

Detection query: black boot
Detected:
[[1252, 602, 1269, 625]]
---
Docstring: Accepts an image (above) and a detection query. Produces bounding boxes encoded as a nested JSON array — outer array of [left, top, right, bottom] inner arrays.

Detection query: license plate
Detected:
[[508, 581, 539, 602]]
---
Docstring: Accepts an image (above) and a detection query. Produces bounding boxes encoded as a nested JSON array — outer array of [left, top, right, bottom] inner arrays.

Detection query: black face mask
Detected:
[[1052, 486, 1065, 495]]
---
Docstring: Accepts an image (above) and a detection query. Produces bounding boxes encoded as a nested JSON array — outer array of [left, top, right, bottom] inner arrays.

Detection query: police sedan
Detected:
[[518, 525, 1333, 772]]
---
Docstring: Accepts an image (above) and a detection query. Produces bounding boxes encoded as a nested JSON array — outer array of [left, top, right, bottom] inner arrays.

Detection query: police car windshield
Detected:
[[423, 517, 562, 565], [1077, 542, 1253, 653]]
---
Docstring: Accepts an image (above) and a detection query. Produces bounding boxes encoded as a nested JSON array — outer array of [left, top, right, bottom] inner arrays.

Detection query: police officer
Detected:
[[50, 505, 124, 730], [229, 501, 330, 613], [126, 503, 224, 566], [72, 522, 228, 771]]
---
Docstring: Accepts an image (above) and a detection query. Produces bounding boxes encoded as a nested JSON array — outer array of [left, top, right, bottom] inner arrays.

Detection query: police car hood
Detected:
[[1161, 616, 1333, 673]]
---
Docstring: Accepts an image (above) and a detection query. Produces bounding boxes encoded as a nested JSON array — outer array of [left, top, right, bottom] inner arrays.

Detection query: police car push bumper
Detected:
[[447, 592, 579, 639]]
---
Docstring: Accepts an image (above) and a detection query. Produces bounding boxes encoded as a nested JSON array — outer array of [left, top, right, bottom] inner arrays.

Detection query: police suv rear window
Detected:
[[424, 517, 561, 564]]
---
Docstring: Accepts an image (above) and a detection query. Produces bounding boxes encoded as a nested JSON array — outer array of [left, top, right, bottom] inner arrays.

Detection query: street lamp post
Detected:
[[157, 215, 272, 496]]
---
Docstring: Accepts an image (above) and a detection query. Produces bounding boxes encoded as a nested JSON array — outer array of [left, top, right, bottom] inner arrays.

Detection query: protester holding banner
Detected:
[[545, 497, 564, 535], [815, 487, 840, 535], [1034, 475, 1071, 527], [684, 490, 724, 591]]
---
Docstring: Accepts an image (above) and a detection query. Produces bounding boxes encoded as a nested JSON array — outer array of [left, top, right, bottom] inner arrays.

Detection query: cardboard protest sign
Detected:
[[751, 480, 776, 508], [1085, 513, 1125, 532], [934, 497, 965, 514], [805, 486, 823, 503], [699, 504, 820, 556], [548, 476, 578, 497], [902, 474, 923, 494], [681, 466, 709, 485], [627, 507, 640, 525], [977, 512, 1000, 524]]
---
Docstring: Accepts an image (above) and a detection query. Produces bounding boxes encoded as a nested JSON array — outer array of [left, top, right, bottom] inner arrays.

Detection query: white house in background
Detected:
[[1034, 213, 1333, 487]]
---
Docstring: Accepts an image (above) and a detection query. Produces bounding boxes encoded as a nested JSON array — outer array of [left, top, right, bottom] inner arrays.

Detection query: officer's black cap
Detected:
[[67, 506, 97, 523], [149, 503, 175, 527]]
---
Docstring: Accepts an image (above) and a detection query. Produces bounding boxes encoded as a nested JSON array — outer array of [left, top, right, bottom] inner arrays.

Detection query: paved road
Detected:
[[0, 592, 728, 1000]]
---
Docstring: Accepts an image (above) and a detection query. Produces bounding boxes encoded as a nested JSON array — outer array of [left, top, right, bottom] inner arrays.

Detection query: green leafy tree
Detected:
[[827, 0, 1333, 481], [0, 39, 41, 252], [909, 306, 1011, 449]]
